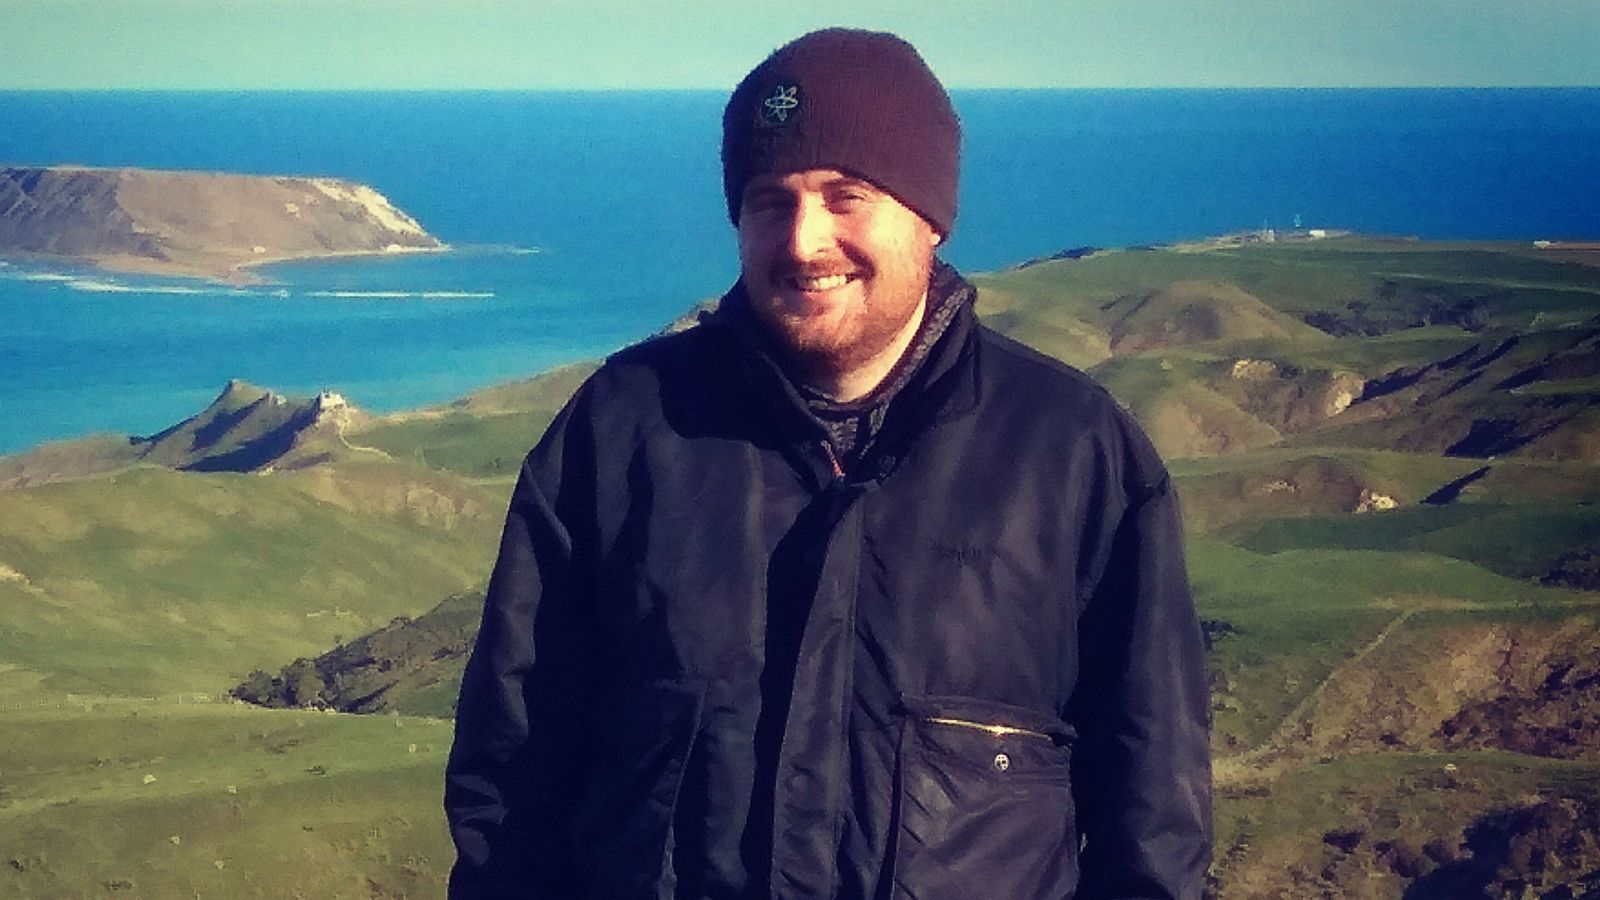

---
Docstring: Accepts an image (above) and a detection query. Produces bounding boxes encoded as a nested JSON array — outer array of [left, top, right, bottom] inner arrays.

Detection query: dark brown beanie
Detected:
[[722, 28, 961, 235]]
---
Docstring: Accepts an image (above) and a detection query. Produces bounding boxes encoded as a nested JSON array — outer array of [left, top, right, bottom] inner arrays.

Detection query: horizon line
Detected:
[[4, 84, 1599, 94]]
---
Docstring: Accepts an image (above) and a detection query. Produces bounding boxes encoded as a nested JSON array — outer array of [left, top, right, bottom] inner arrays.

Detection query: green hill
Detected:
[[5, 234, 1600, 898], [1103, 279, 1332, 353], [0, 462, 498, 697], [0, 379, 373, 489], [1226, 501, 1600, 583], [350, 362, 598, 481]]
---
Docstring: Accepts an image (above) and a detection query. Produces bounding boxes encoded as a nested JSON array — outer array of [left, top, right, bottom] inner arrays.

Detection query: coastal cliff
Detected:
[[0, 165, 442, 280]]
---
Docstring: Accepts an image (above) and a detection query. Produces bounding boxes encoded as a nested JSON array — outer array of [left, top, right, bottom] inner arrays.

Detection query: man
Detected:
[[446, 28, 1211, 900]]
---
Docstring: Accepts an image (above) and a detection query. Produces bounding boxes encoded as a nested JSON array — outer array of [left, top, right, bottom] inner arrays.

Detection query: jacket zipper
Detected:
[[923, 716, 1053, 741]]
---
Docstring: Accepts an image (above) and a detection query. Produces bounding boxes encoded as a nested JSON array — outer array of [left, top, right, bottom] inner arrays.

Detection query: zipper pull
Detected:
[[820, 440, 845, 481]]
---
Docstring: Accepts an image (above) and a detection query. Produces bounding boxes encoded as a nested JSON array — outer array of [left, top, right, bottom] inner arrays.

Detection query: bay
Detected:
[[2, 88, 1598, 454]]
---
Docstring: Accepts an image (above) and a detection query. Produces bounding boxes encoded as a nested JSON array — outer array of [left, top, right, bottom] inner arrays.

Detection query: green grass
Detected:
[[1277, 326, 1484, 376], [1188, 537, 1597, 752], [2, 236, 1596, 898], [1227, 502, 1600, 581], [1203, 599, 1394, 753], [1214, 750, 1600, 898], [1169, 447, 1596, 534], [1189, 539, 1569, 613], [0, 465, 499, 697], [975, 284, 1111, 370], [356, 409, 557, 480], [0, 700, 456, 898], [1170, 446, 1479, 488], [354, 363, 597, 479], [976, 240, 1600, 373], [979, 243, 1377, 323], [1464, 458, 1600, 505], [1514, 373, 1600, 397]]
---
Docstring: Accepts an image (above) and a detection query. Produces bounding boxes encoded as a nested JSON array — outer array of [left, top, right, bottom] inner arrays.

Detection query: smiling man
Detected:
[[446, 28, 1212, 900], [736, 168, 938, 401]]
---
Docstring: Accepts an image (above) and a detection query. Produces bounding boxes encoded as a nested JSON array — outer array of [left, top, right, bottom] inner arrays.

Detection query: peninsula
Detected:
[[0, 165, 442, 281]]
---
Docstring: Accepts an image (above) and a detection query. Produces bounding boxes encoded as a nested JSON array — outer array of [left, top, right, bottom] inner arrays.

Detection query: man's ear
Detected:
[[929, 229, 945, 248]]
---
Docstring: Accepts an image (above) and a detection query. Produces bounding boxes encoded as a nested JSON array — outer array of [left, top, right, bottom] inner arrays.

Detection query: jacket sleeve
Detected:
[[1068, 448, 1213, 899], [444, 393, 595, 898]]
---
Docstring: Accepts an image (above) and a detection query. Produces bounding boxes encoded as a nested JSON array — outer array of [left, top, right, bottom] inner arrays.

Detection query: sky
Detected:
[[6, 0, 1600, 90]]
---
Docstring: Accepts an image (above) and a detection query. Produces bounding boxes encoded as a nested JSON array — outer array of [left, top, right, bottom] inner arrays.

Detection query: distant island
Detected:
[[0, 165, 442, 281]]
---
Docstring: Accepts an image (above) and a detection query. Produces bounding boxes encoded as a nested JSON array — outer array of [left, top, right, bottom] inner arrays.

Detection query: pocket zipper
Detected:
[[923, 716, 1052, 741]]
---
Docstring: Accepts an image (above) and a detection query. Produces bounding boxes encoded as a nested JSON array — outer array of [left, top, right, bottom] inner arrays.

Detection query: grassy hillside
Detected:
[[977, 238, 1600, 463], [4, 234, 1599, 898], [1214, 751, 1600, 899], [1227, 502, 1600, 582], [0, 379, 375, 489], [235, 588, 484, 718], [0, 462, 499, 697], [351, 363, 598, 481], [0, 700, 455, 898]]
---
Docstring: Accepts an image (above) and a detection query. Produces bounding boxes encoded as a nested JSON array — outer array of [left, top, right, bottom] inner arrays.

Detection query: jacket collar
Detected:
[[701, 259, 983, 463]]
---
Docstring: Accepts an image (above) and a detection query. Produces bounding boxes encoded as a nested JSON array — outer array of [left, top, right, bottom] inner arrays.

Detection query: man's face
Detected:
[[737, 169, 940, 379]]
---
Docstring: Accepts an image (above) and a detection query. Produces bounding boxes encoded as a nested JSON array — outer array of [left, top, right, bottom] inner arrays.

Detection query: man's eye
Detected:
[[829, 192, 870, 211], [743, 194, 793, 216]]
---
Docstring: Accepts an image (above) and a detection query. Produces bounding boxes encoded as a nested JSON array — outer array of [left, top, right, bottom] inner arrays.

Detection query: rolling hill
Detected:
[[3, 234, 1598, 898], [0, 379, 373, 489]]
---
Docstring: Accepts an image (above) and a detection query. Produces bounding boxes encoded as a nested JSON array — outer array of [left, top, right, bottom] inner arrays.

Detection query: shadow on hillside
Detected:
[[1403, 799, 1600, 900], [181, 420, 302, 472]]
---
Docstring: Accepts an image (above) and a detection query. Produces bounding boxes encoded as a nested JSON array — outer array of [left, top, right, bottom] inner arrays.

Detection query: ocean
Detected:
[[3, 88, 1598, 454]]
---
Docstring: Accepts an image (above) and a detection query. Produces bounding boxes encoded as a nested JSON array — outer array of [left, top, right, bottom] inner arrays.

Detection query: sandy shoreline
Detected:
[[101, 244, 451, 285], [1, 244, 452, 286]]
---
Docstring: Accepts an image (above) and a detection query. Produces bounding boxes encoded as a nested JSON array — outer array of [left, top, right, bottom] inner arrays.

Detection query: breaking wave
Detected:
[[65, 279, 214, 295], [306, 290, 494, 300]]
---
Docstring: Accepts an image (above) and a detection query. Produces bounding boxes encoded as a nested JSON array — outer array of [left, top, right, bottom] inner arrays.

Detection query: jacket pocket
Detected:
[[568, 677, 706, 900], [891, 695, 1079, 900]]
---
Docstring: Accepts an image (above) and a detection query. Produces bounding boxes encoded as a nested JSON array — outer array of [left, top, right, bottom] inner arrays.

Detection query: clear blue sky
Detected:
[[8, 0, 1600, 90]]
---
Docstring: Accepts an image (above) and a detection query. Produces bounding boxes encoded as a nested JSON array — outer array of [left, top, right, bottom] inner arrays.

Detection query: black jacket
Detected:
[[446, 264, 1212, 899]]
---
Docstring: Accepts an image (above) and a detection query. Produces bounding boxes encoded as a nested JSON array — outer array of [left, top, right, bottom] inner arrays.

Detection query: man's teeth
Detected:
[[790, 273, 851, 291]]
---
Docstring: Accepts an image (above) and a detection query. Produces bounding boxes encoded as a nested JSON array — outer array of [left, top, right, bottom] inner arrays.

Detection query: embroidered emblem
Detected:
[[760, 84, 801, 125]]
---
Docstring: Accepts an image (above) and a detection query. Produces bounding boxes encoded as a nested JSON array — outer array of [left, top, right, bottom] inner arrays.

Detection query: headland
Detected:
[[0, 165, 443, 282]]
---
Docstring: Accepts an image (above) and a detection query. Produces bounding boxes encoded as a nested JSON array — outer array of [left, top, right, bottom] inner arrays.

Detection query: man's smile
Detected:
[[785, 272, 855, 293]]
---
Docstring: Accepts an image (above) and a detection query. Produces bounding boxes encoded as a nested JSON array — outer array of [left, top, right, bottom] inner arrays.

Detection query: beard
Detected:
[[744, 242, 933, 384]]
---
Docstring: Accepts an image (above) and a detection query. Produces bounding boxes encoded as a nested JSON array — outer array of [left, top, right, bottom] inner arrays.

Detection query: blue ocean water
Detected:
[[3, 89, 1599, 454]]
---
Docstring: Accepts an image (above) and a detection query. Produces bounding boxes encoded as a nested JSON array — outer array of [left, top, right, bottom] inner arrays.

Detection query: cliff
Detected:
[[0, 165, 442, 280]]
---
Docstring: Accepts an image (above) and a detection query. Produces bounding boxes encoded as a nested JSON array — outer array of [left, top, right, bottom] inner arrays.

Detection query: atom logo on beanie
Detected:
[[760, 84, 801, 125]]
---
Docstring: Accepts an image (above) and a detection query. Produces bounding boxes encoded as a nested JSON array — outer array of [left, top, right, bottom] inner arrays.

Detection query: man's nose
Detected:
[[786, 198, 837, 259]]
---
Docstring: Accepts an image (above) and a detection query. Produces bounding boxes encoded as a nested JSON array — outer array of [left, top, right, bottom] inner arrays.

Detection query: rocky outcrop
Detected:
[[137, 379, 369, 472], [0, 379, 370, 487], [232, 587, 485, 716], [1439, 629, 1600, 760], [1353, 488, 1398, 512], [0, 166, 441, 280], [1218, 357, 1366, 432], [1277, 796, 1600, 900]]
